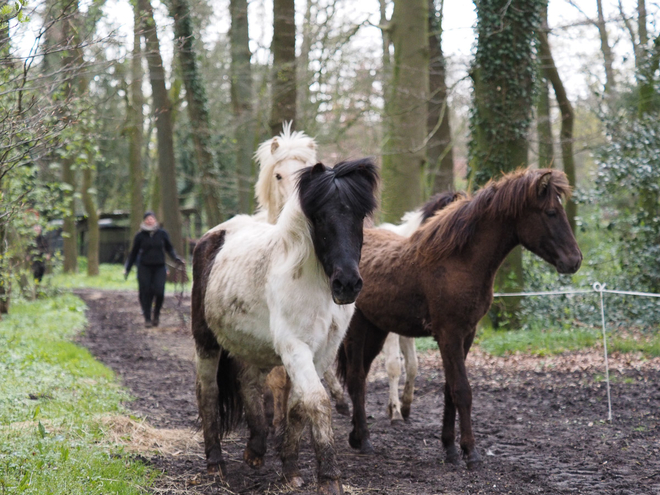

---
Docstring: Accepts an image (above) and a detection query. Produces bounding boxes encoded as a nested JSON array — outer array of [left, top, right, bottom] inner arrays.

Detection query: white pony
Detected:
[[378, 191, 465, 422], [254, 124, 351, 417], [192, 158, 379, 495]]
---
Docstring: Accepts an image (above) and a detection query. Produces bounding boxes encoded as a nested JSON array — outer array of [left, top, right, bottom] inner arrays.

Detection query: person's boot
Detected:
[[153, 311, 160, 327], [144, 318, 152, 328]]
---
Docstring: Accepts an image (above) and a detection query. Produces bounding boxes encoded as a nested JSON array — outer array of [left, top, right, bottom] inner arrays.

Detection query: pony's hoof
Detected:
[[206, 462, 226, 478], [335, 401, 350, 416], [285, 475, 305, 488], [359, 439, 374, 455], [466, 451, 482, 471], [318, 478, 344, 495], [348, 430, 361, 449], [243, 448, 264, 469], [401, 404, 411, 420], [445, 445, 460, 466], [388, 405, 404, 422]]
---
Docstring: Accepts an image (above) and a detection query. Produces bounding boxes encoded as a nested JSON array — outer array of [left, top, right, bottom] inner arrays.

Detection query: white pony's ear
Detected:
[[537, 171, 552, 196], [271, 138, 279, 154], [308, 140, 316, 151]]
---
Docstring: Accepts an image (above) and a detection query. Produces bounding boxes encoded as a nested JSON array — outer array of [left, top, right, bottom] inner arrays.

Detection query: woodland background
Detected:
[[2, 0, 660, 329]]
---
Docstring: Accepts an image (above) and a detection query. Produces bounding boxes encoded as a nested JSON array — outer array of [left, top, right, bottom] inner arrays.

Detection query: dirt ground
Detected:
[[76, 289, 660, 495]]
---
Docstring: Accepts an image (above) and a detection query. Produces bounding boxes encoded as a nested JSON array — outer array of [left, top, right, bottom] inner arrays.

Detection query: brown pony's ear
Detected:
[[271, 138, 279, 154], [537, 171, 552, 196]]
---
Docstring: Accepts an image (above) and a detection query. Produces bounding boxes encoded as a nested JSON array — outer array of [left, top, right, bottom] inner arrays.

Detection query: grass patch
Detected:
[[476, 324, 601, 357], [609, 333, 660, 357], [415, 337, 438, 353], [0, 294, 154, 494], [50, 259, 191, 292]]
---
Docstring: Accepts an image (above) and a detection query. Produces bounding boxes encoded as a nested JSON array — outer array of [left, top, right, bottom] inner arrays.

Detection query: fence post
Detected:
[[593, 282, 613, 422]]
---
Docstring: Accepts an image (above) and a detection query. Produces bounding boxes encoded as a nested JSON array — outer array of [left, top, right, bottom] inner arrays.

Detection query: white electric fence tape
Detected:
[[492, 282, 660, 423]]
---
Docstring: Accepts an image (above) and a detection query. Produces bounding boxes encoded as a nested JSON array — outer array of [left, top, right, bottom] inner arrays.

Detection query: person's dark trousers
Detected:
[[137, 263, 167, 323], [32, 261, 45, 283]]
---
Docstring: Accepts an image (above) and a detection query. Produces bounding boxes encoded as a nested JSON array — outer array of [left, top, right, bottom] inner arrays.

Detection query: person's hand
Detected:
[[176, 256, 186, 265]]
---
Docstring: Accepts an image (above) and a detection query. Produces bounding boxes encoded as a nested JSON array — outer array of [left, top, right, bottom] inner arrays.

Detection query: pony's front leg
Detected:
[[281, 346, 343, 495], [195, 347, 226, 476], [438, 332, 481, 470], [238, 365, 269, 469], [399, 336, 418, 421], [383, 333, 403, 422]]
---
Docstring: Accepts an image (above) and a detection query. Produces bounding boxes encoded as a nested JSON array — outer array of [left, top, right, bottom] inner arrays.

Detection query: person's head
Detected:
[[33, 224, 42, 235], [143, 211, 157, 227]]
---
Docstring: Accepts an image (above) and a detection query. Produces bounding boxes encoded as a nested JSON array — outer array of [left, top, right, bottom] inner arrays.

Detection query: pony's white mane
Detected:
[[254, 122, 317, 222], [379, 210, 424, 237], [275, 196, 317, 277]]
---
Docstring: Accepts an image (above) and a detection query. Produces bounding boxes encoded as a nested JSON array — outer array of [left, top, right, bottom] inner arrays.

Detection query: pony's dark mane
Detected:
[[420, 191, 468, 223], [297, 158, 379, 220], [413, 169, 571, 262]]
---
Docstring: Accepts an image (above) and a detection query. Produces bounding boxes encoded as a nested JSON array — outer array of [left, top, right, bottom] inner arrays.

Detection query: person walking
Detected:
[[28, 224, 50, 283], [124, 211, 185, 327]]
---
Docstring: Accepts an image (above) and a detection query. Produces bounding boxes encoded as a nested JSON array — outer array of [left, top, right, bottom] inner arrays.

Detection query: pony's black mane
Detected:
[[420, 191, 467, 223], [297, 158, 379, 220]]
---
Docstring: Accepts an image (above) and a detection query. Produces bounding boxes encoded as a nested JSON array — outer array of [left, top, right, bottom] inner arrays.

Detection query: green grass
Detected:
[[50, 260, 191, 292], [0, 294, 154, 494], [609, 333, 660, 357], [476, 324, 601, 357]]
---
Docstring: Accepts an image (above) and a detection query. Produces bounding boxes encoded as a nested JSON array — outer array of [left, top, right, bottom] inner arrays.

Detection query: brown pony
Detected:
[[337, 168, 582, 469]]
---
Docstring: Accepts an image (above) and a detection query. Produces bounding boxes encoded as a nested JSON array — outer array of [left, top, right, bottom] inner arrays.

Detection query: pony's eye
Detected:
[[546, 209, 557, 217], [275, 173, 282, 181]]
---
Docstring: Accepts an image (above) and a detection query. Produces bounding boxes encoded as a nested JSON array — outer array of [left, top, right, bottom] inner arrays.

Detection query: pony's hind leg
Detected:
[[238, 365, 269, 469], [195, 346, 226, 476], [383, 333, 403, 422], [345, 309, 389, 454], [400, 336, 418, 421], [323, 369, 350, 416]]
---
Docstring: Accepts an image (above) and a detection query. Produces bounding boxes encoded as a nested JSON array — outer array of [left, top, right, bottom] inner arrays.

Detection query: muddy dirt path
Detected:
[[77, 290, 660, 494]]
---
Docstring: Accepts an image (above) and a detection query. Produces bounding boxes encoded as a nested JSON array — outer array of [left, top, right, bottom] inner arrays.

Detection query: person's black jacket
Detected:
[[125, 228, 180, 273]]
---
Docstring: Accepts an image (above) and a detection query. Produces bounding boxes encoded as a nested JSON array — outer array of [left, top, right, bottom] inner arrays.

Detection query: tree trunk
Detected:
[[59, 7, 78, 273], [427, 0, 454, 195], [381, 0, 429, 223], [594, 0, 615, 96], [0, 220, 9, 315], [537, 4, 554, 169], [637, 0, 660, 117], [170, 0, 224, 225], [81, 163, 99, 275], [230, 0, 255, 214], [469, 0, 542, 328], [128, 6, 145, 236], [138, 0, 185, 254], [297, 0, 313, 132], [270, 0, 296, 136], [538, 30, 576, 234]]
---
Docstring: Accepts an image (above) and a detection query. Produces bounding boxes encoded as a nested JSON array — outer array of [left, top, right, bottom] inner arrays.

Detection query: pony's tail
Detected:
[[335, 341, 349, 388], [216, 347, 244, 438]]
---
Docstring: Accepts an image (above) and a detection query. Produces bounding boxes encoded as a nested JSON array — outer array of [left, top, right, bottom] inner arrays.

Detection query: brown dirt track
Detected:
[[76, 289, 660, 495]]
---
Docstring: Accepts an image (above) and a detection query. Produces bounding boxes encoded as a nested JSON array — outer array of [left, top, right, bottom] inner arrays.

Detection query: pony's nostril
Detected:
[[354, 278, 363, 293], [332, 278, 343, 294]]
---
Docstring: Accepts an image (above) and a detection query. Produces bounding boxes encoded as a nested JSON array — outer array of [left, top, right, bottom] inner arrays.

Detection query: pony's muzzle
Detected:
[[331, 271, 363, 305], [556, 250, 583, 274]]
